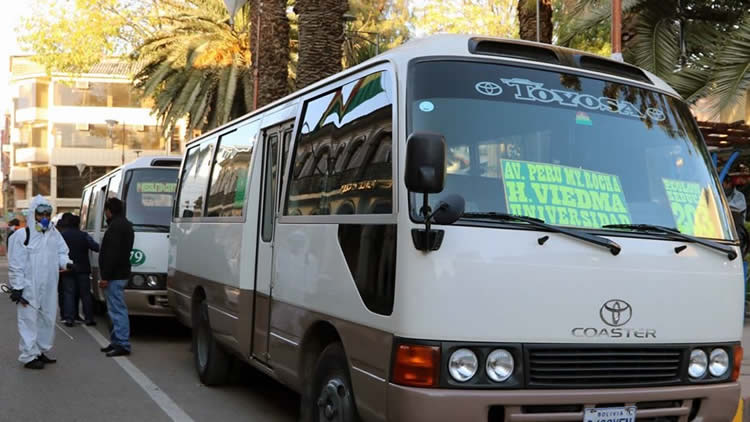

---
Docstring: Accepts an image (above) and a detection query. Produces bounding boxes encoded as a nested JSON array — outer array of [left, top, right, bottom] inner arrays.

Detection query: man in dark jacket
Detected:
[[98, 198, 134, 357], [61, 214, 99, 327]]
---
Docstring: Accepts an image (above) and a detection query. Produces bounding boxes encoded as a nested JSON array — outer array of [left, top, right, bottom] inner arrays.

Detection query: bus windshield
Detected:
[[408, 60, 733, 241], [124, 168, 178, 232]]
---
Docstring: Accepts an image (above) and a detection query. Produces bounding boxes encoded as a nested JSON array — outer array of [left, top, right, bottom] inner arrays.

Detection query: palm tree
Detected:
[[342, 0, 410, 68], [250, 0, 291, 107], [133, 0, 253, 134], [518, 0, 553, 43], [561, 0, 749, 118], [294, 0, 350, 89]]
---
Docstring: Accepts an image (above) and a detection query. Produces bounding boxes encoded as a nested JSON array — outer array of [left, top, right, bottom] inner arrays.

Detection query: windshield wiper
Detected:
[[602, 223, 737, 260], [462, 212, 621, 255]]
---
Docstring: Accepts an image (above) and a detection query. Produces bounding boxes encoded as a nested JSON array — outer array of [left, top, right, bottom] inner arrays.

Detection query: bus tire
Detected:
[[192, 297, 230, 385], [307, 342, 360, 422]]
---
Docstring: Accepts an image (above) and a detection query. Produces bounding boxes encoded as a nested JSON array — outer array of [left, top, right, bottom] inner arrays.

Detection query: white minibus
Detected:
[[169, 35, 743, 421], [81, 156, 181, 317]]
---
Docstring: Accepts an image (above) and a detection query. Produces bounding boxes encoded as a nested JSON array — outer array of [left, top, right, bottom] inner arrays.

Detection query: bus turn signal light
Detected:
[[732, 345, 743, 381], [392, 344, 440, 387]]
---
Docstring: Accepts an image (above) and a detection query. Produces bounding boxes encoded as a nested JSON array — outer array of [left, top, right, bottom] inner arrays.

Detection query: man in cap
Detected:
[[7, 195, 72, 369]]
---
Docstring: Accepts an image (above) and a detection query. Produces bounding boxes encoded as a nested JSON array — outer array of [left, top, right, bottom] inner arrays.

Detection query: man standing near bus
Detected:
[[61, 214, 100, 327], [98, 198, 134, 357]]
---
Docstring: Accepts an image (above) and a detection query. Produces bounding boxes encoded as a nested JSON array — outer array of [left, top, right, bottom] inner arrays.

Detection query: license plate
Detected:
[[583, 406, 636, 422]]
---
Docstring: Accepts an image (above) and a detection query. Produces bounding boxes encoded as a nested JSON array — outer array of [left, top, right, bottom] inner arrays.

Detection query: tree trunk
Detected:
[[250, 0, 290, 109], [295, 0, 349, 89], [518, 0, 552, 43]]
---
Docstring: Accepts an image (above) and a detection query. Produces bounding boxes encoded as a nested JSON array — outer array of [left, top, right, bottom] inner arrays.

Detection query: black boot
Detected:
[[24, 358, 44, 369], [38, 353, 56, 364]]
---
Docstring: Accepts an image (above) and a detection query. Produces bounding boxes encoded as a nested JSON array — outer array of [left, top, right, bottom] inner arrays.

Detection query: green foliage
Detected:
[[343, 0, 410, 68], [553, 0, 610, 56], [563, 0, 750, 118], [411, 0, 518, 38], [133, 0, 253, 133], [19, 0, 158, 74]]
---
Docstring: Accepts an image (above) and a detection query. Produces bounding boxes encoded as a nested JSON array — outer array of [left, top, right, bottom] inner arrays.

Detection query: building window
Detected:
[[54, 81, 143, 108], [285, 71, 393, 216], [32, 167, 51, 196], [57, 166, 114, 198], [20, 124, 48, 148], [16, 82, 48, 109], [123, 126, 165, 151], [52, 123, 165, 150], [53, 123, 110, 148]]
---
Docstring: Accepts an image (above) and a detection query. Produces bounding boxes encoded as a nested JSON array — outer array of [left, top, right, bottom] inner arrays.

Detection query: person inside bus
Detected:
[[98, 198, 134, 357], [61, 214, 100, 327], [724, 176, 747, 222], [8, 196, 72, 369]]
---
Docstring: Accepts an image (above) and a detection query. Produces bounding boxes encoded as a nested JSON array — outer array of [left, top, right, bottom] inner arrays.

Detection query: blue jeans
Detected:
[[62, 272, 93, 322], [106, 279, 130, 351]]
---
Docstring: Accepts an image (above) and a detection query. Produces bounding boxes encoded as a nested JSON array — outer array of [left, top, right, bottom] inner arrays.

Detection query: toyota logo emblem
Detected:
[[600, 299, 632, 327], [475, 81, 503, 96]]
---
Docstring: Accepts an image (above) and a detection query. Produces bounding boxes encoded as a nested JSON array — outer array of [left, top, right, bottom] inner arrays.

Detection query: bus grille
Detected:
[[526, 346, 684, 388]]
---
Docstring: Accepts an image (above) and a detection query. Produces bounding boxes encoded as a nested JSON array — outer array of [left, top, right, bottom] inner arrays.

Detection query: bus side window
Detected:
[[79, 188, 92, 229], [86, 184, 105, 231], [101, 171, 122, 229], [206, 122, 259, 218], [176, 140, 216, 218], [284, 70, 393, 216]]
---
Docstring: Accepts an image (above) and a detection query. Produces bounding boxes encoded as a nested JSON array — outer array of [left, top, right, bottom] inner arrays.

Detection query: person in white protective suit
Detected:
[[8, 195, 72, 369]]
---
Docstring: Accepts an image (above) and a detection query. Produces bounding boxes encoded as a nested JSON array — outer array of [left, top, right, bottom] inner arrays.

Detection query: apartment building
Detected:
[[6, 56, 185, 214]]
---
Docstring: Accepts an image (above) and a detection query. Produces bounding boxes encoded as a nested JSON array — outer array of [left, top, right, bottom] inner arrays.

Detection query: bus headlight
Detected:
[[131, 274, 146, 288], [688, 349, 708, 378], [709, 348, 729, 377], [146, 275, 160, 289], [448, 348, 478, 382], [486, 349, 514, 382]]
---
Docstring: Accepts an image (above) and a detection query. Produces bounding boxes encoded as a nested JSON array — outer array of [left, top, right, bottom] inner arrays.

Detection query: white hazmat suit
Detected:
[[8, 195, 71, 363]]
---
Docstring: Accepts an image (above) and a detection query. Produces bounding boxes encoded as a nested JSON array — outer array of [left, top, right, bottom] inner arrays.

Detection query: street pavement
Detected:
[[0, 256, 298, 422], [2, 251, 750, 421]]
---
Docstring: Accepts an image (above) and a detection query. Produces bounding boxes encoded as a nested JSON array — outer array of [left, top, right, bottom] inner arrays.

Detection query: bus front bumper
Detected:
[[123, 289, 172, 317], [386, 382, 740, 421]]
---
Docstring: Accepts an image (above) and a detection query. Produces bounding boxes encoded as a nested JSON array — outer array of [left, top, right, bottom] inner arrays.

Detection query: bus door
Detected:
[[252, 122, 293, 362]]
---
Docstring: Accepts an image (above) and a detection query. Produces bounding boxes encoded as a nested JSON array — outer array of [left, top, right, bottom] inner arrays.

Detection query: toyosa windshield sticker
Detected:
[[475, 81, 503, 96], [662, 178, 722, 238], [473, 77, 667, 121], [501, 159, 632, 228]]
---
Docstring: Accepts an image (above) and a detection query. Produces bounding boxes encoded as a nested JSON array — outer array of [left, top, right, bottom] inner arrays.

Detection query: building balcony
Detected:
[[9, 167, 31, 184], [15, 147, 49, 164], [15, 108, 48, 123]]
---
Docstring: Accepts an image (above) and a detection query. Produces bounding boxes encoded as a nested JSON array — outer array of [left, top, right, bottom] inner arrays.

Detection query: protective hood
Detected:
[[27, 195, 52, 224]]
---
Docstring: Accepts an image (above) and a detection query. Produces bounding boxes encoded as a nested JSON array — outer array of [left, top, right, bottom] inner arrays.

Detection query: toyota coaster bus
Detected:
[[168, 35, 743, 421], [81, 156, 181, 317]]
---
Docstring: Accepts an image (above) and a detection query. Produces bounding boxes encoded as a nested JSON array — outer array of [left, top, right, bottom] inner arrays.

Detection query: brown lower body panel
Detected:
[[386, 382, 740, 422]]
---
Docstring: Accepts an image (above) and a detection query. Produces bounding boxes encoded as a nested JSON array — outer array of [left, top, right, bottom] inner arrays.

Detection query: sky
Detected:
[[0, 0, 33, 113]]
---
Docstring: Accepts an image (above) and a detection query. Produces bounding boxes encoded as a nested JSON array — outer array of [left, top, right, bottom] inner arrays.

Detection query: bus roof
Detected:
[[186, 34, 680, 144], [84, 155, 181, 189]]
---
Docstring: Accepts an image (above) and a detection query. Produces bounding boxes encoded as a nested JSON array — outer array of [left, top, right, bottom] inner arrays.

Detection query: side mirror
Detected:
[[432, 194, 465, 225], [405, 132, 446, 194]]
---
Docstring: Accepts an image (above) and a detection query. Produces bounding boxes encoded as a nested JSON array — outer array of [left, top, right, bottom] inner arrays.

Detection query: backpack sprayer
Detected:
[[0, 283, 74, 340]]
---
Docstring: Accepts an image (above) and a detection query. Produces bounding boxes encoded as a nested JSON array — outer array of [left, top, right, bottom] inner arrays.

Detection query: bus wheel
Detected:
[[191, 298, 230, 385], [310, 343, 359, 422]]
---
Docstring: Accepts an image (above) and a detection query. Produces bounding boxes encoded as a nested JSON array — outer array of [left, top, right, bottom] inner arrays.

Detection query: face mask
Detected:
[[40, 218, 50, 230]]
